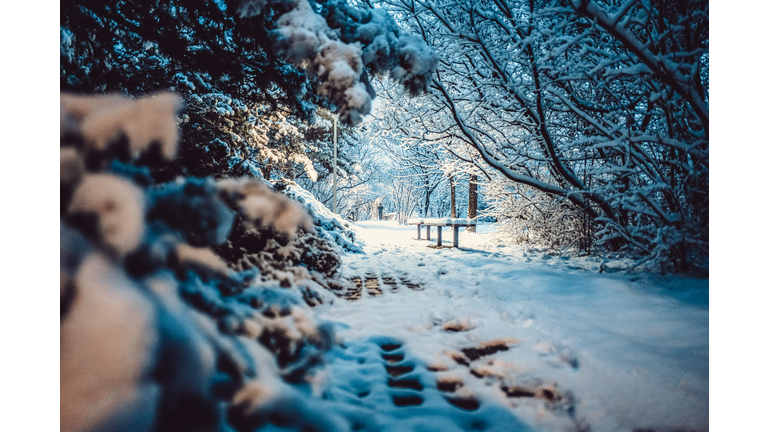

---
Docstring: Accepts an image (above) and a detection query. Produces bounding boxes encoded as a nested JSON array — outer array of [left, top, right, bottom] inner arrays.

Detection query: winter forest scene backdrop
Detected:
[[52, 0, 717, 431]]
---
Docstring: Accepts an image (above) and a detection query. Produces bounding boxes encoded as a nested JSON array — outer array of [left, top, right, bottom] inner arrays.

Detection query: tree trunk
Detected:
[[262, 165, 271, 182], [467, 174, 477, 232], [423, 175, 430, 217], [449, 175, 456, 218]]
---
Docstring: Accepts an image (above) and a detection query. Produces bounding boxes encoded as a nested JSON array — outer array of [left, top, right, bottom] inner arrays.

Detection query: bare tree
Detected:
[[372, 0, 708, 270]]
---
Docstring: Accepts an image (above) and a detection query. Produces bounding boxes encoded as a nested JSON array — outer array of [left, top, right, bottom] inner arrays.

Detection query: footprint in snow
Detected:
[[332, 272, 423, 300], [373, 339, 481, 411]]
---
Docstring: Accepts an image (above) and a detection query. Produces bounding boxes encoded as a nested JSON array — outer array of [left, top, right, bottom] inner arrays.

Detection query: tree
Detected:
[[387, 176, 420, 224], [367, 77, 453, 218], [467, 173, 478, 232], [294, 112, 386, 219], [61, 0, 438, 184], [371, 0, 708, 271]]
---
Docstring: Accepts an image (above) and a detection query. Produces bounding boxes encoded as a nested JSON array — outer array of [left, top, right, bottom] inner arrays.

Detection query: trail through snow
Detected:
[[314, 221, 708, 432]]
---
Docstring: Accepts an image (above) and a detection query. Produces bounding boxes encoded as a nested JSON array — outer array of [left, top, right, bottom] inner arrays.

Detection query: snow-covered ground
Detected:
[[314, 220, 708, 432]]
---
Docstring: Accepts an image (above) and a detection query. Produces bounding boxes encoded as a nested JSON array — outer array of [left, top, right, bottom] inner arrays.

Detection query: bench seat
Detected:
[[406, 218, 476, 248]]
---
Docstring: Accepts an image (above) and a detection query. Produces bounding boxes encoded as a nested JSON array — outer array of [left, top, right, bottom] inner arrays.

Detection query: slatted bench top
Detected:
[[406, 218, 476, 226], [406, 218, 477, 248]]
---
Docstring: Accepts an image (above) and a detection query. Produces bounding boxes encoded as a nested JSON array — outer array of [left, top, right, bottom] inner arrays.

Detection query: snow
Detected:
[[407, 218, 477, 225], [265, 0, 436, 125], [284, 182, 363, 253], [313, 220, 708, 432]]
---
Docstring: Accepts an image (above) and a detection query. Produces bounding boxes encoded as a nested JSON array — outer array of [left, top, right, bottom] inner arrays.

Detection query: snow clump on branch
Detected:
[[242, 0, 438, 125], [319, 0, 439, 95], [269, 0, 372, 124]]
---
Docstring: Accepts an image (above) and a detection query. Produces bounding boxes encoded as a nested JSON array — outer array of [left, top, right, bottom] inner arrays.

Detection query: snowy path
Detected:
[[314, 221, 708, 432]]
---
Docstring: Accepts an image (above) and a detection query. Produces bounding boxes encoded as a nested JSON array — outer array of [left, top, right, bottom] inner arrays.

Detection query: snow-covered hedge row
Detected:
[[280, 181, 364, 254], [59, 92, 355, 432]]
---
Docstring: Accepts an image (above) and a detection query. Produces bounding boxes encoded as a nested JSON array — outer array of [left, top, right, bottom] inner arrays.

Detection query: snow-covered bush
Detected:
[[279, 180, 364, 254], [60, 92, 352, 432], [484, 179, 597, 254]]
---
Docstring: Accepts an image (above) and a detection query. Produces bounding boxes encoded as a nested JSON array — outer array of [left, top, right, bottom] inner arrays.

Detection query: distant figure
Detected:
[[377, 203, 384, 220]]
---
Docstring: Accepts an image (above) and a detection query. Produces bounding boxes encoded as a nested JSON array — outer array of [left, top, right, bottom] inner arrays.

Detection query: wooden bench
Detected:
[[407, 218, 477, 248]]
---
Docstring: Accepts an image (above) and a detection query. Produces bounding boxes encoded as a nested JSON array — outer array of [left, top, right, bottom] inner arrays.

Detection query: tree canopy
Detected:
[[369, 0, 708, 271], [61, 0, 438, 182]]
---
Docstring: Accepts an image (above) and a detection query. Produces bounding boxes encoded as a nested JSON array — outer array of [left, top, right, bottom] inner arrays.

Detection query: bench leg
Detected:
[[437, 226, 442, 247], [417, 224, 421, 240], [426, 226, 431, 241], [453, 225, 459, 248]]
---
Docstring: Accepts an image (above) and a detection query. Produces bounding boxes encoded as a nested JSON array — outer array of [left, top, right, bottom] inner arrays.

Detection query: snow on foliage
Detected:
[[61, 0, 437, 192], [482, 178, 597, 254], [266, 0, 438, 124], [370, 0, 708, 272], [281, 180, 364, 254], [406, 218, 477, 226], [59, 92, 356, 431], [61, 92, 182, 164], [319, 0, 439, 96]]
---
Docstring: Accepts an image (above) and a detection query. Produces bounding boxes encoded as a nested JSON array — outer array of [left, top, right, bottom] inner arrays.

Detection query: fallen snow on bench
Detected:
[[407, 218, 477, 225]]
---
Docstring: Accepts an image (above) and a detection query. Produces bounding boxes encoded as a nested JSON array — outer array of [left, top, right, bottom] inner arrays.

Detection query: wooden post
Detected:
[[453, 225, 459, 248], [426, 225, 431, 241], [437, 226, 442, 247], [417, 224, 421, 240]]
